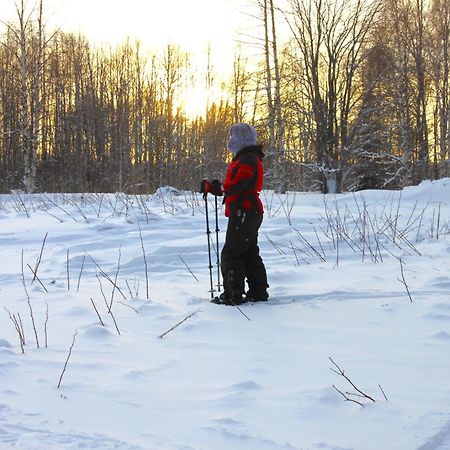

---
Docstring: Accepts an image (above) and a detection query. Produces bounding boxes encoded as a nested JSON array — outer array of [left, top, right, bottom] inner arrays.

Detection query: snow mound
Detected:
[[0, 339, 12, 348], [80, 324, 115, 339], [402, 178, 450, 204]]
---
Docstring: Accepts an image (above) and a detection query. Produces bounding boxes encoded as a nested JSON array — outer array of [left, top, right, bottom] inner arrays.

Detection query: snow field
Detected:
[[0, 180, 450, 449]]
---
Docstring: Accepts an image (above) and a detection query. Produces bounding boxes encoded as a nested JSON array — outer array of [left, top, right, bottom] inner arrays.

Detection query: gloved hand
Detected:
[[200, 179, 223, 196]]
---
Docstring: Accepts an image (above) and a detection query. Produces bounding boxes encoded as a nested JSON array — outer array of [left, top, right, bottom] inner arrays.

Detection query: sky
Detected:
[[0, 0, 293, 117], [0, 0, 253, 75], [0, 0, 261, 116]]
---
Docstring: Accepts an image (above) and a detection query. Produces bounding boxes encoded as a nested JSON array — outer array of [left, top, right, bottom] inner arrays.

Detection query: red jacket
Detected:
[[223, 145, 264, 217]]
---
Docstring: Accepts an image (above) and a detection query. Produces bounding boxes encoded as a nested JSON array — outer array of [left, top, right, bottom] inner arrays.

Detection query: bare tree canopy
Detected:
[[0, 0, 449, 194]]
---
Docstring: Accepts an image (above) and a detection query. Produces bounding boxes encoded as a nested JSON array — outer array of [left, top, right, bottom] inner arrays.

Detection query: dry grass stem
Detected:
[[57, 330, 77, 388], [159, 309, 201, 338], [90, 298, 105, 326], [32, 232, 48, 283], [138, 219, 149, 299]]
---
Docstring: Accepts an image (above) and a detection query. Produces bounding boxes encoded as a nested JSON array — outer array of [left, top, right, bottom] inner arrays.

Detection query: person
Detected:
[[202, 123, 269, 305]]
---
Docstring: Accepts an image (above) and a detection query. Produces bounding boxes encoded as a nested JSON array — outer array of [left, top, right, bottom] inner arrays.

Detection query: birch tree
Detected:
[[5, 0, 53, 192]]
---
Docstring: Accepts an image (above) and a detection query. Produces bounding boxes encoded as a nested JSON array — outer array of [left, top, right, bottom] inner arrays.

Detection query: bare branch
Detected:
[[398, 258, 413, 302], [159, 309, 201, 338], [77, 255, 85, 292], [44, 302, 49, 348], [138, 219, 149, 299], [178, 255, 199, 282], [27, 263, 48, 292], [329, 357, 375, 404], [379, 384, 388, 401], [90, 298, 105, 327], [32, 232, 48, 283], [20, 249, 30, 300], [4, 307, 25, 353], [57, 330, 77, 388], [87, 252, 126, 300], [332, 385, 364, 406]]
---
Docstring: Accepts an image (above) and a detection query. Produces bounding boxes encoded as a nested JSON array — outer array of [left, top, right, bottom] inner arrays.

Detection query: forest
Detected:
[[0, 0, 449, 194]]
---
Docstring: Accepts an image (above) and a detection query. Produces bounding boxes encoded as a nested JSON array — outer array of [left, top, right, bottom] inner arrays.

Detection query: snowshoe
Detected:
[[211, 292, 248, 306]]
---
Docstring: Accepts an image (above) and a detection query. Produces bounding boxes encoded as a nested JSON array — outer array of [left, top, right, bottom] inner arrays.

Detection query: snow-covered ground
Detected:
[[1, 179, 450, 450]]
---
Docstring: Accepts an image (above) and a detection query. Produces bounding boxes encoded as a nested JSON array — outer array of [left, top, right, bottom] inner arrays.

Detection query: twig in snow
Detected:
[[4, 307, 25, 353], [96, 271, 108, 305], [276, 192, 295, 226], [109, 248, 122, 310], [21, 251, 39, 348], [18, 313, 26, 345], [231, 302, 251, 321], [100, 287, 121, 335], [332, 385, 364, 406], [313, 226, 326, 261], [379, 384, 388, 401], [397, 259, 413, 302], [295, 229, 326, 262], [77, 255, 85, 291], [159, 309, 201, 338], [87, 252, 126, 299], [118, 301, 139, 314], [329, 357, 375, 405], [67, 198, 89, 223], [335, 230, 340, 266], [393, 191, 402, 243], [32, 232, 48, 283], [57, 330, 77, 388], [44, 303, 49, 348], [66, 249, 70, 290], [21, 250, 30, 301], [108, 309, 121, 335], [27, 298, 40, 348], [27, 264, 48, 292], [125, 279, 134, 299], [90, 298, 105, 326], [264, 233, 286, 256], [289, 241, 300, 266], [11, 191, 30, 217], [138, 219, 149, 299], [178, 255, 199, 282], [44, 195, 78, 222], [436, 203, 441, 240]]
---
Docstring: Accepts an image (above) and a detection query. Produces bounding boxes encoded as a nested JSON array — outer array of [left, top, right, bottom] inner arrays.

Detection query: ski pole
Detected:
[[203, 191, 215, 299], [214, 195, 221, 292]]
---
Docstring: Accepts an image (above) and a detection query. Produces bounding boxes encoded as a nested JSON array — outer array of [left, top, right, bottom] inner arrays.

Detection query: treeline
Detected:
[[0, 0, 449, 194]]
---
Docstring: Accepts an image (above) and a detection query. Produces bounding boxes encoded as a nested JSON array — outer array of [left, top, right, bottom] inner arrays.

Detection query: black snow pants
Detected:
[[220, 211, 268, 299]]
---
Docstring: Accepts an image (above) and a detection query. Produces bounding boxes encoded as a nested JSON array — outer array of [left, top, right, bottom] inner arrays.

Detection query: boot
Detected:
[[245, 290, 269, 302], [211, 292, 248, 306]]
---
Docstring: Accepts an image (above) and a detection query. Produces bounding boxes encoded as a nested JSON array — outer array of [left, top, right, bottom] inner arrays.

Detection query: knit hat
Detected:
[[227, 123, 257, 154]]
